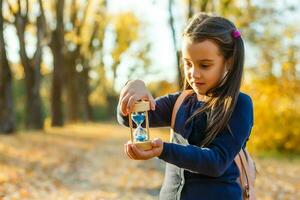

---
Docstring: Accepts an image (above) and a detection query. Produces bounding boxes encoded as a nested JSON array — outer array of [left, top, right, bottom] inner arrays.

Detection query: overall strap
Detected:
[[171, 90, 194, 129]]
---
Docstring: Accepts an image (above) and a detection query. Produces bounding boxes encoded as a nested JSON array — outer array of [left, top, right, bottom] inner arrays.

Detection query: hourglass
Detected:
[[128, 100, 152, 150]]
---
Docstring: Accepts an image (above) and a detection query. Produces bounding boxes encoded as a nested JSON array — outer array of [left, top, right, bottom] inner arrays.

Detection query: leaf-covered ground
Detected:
[[0, 123, 299, 200]]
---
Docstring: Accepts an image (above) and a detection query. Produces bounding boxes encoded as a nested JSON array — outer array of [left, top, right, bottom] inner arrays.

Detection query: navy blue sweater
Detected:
[[117, 91, 254, 200]]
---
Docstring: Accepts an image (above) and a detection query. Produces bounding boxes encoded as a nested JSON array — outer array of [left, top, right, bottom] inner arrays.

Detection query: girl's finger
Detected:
[[125, 141, 137, 159], [151, 138, 163, 148], [127, 141, 139, 159], [124, 144, 132, 159], [128, 144, 138, 159], [120, 92, 131, 116], [119, 86, 129, 100], [131, 144, 146, 160], [124, 144, 134, 159], [140, 94, 155, 111], [148, 93, 156, 111], [127, 95, 138, 113], [131, 144, 158, 160]]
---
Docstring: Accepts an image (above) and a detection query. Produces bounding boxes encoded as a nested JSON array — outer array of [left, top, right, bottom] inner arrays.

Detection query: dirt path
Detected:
[[0, 123, 299, 200]]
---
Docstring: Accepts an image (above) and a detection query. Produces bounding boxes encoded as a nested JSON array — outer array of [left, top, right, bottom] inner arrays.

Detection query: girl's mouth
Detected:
[[195, 82, 205, 86]]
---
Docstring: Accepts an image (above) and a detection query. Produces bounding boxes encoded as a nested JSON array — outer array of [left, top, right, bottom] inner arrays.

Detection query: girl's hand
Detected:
[[124, 138, 163, 160], [118, 79, 156, 116]]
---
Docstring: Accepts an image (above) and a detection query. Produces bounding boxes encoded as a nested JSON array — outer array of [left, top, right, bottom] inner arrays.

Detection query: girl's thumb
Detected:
[[148, 93, 156, 111]]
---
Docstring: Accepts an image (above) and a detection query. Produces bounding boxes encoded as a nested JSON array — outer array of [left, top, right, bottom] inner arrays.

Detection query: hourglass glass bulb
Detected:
[[134, 127, 148, 141], [131, 112, 148, 142], [131, 112, 145, 126]]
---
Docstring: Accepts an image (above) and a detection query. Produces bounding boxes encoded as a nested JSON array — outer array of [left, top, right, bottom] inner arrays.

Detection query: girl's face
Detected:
[[182, 38, 228, 101]]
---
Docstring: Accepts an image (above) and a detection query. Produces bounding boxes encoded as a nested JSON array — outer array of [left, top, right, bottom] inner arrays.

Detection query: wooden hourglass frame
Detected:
[[128, 100, 152, 151]]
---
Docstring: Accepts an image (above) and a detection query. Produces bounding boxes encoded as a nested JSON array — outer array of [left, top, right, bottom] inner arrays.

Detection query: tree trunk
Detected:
[[24, 66, 43, 129], [282, 45, 297, 80], [79, 64, 93, 121], [168, 0, 183, 89], [64, 52, 80, 122], [50, 0, 65, 126], [106, 93, 118, 119], [14, 11, 44, 129], [200, 0, 209, 12], [187, 0, 194, 19], [50, 30, 64, 126], [0, 0, 15, 133]]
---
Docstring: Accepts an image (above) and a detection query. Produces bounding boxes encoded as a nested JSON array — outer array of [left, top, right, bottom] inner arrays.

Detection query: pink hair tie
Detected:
[[231, 29, 241, 39]]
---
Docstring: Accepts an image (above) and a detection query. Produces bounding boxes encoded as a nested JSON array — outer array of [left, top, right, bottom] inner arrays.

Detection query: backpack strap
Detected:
[[235, 150, 250, 199], [171, 90, 194, 129], [234, 149, 256, 200]]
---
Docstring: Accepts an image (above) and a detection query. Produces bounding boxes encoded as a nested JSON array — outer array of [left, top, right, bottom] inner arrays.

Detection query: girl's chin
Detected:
[[192, 87, 207, 95]]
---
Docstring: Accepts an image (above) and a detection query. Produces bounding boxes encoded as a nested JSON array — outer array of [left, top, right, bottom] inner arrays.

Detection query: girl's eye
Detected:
[[201, 64, 210, 68]]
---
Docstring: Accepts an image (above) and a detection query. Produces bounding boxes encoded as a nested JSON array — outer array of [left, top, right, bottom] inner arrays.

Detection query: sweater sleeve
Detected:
[[116, 92, 181, 128], [158, 93, 254, 177]]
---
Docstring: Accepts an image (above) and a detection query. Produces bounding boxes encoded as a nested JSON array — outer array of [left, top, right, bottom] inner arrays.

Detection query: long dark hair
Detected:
[[182, 13, 245, 147]]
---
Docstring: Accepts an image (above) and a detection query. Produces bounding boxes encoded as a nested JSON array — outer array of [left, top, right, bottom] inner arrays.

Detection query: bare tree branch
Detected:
[[77, 0, 92, 45], [37, 0, 49, 45], [17, 0, 21, 14], [25, 0, 29, 18], [168, 0, 182, 88], [200, 0, 208, 12], [38, 0, 46, 24], [88, 22, 98, 50], [70, 0, 77, 28], [188, 0, 193, 19]]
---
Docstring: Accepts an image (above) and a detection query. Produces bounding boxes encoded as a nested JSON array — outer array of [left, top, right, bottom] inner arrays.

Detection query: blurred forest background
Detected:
[[0, 0, 300, 199]]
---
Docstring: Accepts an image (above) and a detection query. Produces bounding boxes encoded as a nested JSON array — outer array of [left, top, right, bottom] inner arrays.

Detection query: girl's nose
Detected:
[[191, 66, 201, 79]]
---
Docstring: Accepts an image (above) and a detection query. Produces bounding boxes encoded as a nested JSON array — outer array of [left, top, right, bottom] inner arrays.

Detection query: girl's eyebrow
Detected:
[[183, 58, 214, 62], [197, 59, 214, 63]]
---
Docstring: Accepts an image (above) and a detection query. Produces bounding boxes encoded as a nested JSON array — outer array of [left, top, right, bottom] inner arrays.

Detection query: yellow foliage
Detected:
[[111, 12, 139, 63], [65, 31, 81, 45], [11, 63, 24, 80], [148, 80, 179, 98], [242, 77, 300, 154]]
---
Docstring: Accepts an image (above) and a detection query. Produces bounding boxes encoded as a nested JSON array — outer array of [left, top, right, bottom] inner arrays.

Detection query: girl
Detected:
[[117, 13, 253, 200]]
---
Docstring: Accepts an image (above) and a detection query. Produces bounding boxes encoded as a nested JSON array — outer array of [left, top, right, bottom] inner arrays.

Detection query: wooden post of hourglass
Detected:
[[128, 100, 152, 151]]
